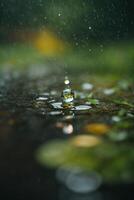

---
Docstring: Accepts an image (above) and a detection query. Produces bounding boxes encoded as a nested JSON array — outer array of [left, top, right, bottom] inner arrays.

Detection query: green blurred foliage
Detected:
[[0, 41, 134, 75]]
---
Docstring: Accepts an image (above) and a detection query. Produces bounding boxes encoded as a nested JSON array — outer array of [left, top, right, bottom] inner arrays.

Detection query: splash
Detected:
[[61, 76, 75, 109]]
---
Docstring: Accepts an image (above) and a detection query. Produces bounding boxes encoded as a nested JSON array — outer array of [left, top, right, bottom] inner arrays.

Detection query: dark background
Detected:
[[0, 0, 134, 43]]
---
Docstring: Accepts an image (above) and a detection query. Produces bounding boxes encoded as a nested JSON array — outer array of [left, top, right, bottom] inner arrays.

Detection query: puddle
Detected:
[[1, 71, 134, 187]]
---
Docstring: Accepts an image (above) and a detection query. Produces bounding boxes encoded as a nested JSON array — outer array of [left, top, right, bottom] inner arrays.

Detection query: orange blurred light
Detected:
[[34, 29, 66, 57], [84, 123, 110, 135]]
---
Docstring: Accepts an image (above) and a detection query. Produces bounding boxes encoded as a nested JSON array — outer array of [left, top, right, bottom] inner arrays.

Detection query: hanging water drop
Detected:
[[61, 76, 75, 109]]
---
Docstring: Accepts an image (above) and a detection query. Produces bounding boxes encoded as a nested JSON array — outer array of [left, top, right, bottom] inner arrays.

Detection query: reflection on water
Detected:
[[35, 76, 93, 113]]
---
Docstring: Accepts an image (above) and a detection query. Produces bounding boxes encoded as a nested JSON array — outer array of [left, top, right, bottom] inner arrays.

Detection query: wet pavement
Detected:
[[0, 69, 134, 200]]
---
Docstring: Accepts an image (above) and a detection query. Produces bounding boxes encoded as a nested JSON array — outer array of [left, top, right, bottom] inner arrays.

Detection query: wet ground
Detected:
[[0, 68, 134, 200]]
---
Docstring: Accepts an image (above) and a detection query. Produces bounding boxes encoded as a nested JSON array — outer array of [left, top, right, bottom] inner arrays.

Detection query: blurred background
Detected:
[[0, 0, 134, 74]]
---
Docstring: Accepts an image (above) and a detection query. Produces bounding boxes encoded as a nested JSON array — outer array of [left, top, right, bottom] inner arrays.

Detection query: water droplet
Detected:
[[88, 26, 92, 30], [62, 76, 75, 109], [51, 102, 62, 109], [36, 96, 48, 101], [48, 111, 62, 116], [64, 76, 70, 85], [73, 105, 91, 111]]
